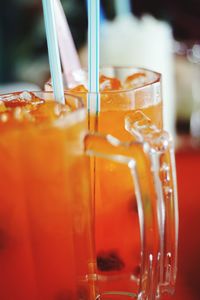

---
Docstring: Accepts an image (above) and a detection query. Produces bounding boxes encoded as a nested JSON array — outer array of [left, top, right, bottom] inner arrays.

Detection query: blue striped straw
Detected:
[[86, 0, 106, 24], [42, 0, 65, 104], [88, 0, 100, 114], [115, 0, 131, 16]]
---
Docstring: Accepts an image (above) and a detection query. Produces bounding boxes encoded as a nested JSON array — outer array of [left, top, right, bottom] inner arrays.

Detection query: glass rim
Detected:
[[46, 66, 161, 95], [0, 90, 86, 129]]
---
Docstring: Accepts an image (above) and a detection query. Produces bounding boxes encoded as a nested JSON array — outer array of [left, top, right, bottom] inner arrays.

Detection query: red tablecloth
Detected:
[[164, 137, 200, 299]]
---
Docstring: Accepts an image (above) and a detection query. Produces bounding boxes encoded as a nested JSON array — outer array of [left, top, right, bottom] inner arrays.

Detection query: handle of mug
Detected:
[[157, 139, 178, 294], [84, 132, 161, 299], [125, 111, 178, 296]]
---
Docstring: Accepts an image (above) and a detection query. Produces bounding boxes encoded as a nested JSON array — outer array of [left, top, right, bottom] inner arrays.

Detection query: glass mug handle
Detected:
[[84, 133, 161, 300], [155, 135, 178, 294], [125, 111, 178, 296]]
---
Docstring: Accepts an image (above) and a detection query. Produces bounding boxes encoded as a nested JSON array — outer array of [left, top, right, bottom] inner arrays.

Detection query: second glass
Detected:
[[45, 67, 178, 299]]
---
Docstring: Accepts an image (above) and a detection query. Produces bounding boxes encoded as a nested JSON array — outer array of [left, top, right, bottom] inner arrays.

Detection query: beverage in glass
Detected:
[[45, 67, 178, 298], [0, 91, 96, 300]]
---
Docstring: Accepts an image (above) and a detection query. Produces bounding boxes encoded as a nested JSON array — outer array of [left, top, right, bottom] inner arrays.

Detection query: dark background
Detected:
[[1, 0, 200, 84]]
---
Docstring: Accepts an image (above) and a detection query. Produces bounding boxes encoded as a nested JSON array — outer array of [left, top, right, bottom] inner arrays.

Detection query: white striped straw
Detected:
[[115, 0, 131, 16], [88, 0, 100, 114], [42, 0, 65, 104], [54, 0, 81, 86]]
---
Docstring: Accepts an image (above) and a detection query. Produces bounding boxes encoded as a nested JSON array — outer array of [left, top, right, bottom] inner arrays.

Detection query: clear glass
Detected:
[[45, 66, 178, 298], [86, 110, 178, 299], [0, 91, 96, 300]]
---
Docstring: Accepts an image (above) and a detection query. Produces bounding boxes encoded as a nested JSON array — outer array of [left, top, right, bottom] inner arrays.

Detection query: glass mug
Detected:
[[85, 110, 178, 300], [0, 91, 177, 300], [45, 66, 178, 297]]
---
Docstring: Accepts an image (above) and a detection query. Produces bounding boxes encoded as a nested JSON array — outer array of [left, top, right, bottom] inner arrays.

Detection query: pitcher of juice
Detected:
[[45, 67, 178, 298]]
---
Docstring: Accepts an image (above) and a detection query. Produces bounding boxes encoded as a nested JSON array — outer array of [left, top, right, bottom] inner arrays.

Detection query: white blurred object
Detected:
[[175, 41, 200, 135], [100, 14, 175, 136], [0, 83, 40, 94]]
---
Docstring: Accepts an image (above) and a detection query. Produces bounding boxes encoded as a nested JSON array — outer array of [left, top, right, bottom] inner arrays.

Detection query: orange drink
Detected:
[[45, 67, 178, 298], [0, 92, 96, 300], [46, 67, 163, 133], [84, 113, 177, 298]]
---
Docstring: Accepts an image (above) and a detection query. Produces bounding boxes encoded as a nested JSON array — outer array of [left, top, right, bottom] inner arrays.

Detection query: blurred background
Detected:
[[1, 0, 200, 135], [1, 1, 200, 299], [1, 0, 200, 84]]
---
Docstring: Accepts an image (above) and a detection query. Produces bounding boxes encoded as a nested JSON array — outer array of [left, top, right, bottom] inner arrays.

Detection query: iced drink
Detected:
[[0, 92, 96, 300], [47, 68, 162, 291], [45, 67, 177, 298]]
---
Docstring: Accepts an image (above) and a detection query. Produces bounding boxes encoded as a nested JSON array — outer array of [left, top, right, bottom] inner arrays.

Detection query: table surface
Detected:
[[164, 135, 200, 300]]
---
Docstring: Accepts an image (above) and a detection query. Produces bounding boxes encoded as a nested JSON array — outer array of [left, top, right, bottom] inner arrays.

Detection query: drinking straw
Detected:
[[114, 0, 131, 16], [86, 0, 106, 24], [88, 0, 100, 114], [42, 0, 65, 104], [54, 0, 81, 85]]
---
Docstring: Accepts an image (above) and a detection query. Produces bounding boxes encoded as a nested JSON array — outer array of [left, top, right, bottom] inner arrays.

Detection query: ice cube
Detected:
[[31, 101, 68, 125], [0, 93, 20, 103], [125, 111, 171, 151], [100, 75, 122, 91], [69, 84, 88, 93], [19, 91, 32, 101], [29, 92, 45, 106], [0, 92, 44, 109], [124, 72, 147, 89], [0, 91, 32, 108], [2, 93, 30, 108]]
